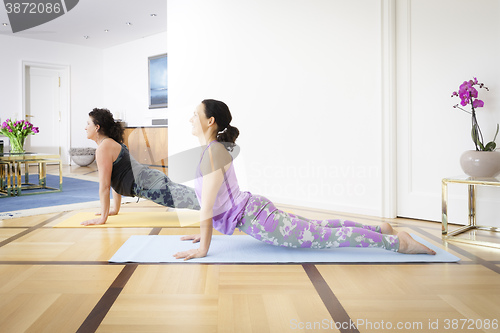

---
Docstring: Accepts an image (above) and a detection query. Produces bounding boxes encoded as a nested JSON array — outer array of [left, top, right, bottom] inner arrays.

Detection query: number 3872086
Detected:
[[5, 2, 62, 14]]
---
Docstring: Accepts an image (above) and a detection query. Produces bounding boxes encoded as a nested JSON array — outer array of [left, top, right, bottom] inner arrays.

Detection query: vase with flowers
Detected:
[[0, 119, 39, 154], [452, 77, 500, 178]]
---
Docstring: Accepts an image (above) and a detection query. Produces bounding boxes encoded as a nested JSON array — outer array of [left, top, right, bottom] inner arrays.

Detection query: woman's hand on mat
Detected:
[[81, 218, 106, 226], [180, 234, 201, 243], [173, 248, 207, 261]]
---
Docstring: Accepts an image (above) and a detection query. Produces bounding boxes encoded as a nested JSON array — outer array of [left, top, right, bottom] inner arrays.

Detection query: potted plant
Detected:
[[452, 77, 500, 177], [69, 147, 96, 167]]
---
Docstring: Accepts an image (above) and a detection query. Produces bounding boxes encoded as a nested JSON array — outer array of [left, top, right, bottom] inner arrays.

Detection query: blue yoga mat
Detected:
[[109, 234, 461, 263], [0, 174, 100, 213]]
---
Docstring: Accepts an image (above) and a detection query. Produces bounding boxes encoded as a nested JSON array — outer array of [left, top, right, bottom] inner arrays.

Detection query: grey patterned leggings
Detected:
[[132, 168, 200, 210], [237, 195, 399, 251]]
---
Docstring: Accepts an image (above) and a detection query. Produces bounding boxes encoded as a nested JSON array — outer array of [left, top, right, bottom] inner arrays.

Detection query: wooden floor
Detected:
[[1, 164, 500, 333]]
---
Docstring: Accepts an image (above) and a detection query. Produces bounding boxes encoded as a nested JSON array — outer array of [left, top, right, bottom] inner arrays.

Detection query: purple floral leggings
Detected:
[[237, 195, 400, 252]]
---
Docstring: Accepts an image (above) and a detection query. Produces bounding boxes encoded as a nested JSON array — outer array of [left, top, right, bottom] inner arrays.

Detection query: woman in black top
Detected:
[[81, 108, 200, 226]]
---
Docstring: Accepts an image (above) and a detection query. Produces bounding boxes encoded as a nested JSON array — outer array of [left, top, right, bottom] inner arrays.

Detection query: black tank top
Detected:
[[110, 143, 146, 196]]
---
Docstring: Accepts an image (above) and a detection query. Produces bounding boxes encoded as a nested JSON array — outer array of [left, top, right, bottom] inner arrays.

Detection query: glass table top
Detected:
[[442, 175, 500, 185], [0, 152, 60, 161]]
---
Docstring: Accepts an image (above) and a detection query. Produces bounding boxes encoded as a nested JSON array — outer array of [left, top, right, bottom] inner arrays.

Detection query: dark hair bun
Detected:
[[217, 125, 239, 151]]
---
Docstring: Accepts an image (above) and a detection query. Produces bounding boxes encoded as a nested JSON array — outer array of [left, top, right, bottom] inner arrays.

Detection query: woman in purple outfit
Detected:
[[173, 99, 435, 260]]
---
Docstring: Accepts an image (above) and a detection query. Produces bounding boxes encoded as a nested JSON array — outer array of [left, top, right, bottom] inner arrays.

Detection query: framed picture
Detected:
[[148, 53, 168, 109]]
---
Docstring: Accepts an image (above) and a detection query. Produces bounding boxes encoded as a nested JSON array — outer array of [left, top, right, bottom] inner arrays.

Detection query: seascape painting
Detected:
[[148, 54, 168, 108]]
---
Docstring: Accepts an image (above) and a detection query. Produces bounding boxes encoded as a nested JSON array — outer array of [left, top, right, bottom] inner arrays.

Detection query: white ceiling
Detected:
[[0, 0, 167, 49]]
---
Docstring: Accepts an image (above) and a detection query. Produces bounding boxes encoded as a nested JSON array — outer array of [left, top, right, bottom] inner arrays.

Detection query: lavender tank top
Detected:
[[194, 141, 251, 235]]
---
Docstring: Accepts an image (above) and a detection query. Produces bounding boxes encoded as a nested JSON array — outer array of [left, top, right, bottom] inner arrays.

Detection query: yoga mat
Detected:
[[109, 234, 460, 263], [54, 211, 201, 228]]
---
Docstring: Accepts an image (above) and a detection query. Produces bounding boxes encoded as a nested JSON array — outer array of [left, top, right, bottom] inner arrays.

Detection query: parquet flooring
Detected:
[[0, 164, 499, 332]]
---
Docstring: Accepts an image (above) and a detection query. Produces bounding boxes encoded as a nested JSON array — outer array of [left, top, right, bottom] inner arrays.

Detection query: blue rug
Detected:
[[0, 174, 100, 216]]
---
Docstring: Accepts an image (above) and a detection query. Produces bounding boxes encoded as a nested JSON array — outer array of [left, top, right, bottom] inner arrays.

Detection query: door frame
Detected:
[[381, 0, 397, 218], [22, 61, 71, 164]]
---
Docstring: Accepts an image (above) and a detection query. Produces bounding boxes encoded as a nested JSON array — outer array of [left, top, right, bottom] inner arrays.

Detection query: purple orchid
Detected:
[[452, 77, 499, 151]]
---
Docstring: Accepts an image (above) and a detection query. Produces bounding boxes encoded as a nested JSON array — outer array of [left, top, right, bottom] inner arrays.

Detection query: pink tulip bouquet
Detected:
[[0, 119, 39, 153]]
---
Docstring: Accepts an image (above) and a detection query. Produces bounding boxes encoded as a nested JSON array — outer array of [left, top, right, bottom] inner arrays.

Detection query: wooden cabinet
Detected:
[[123, 126, 168, 175]]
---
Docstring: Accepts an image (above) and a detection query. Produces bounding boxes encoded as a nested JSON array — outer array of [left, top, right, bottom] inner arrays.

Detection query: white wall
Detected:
[[0, 34, 103, 151], [102, 32, 168, 126], [0, 31, 168, 153], [3, 1, 497, 224], [167, 0, 386, 216]]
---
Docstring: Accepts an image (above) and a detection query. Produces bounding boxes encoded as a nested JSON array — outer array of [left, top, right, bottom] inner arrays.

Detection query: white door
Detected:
[[395, 0, 500, 227], [25, 67, 62, 156], [395, 1, 466, 223]]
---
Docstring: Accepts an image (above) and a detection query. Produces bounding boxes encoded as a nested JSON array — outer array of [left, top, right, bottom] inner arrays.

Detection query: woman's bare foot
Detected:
[[380, 222, 397, 235], [397, 231, 436, 255]]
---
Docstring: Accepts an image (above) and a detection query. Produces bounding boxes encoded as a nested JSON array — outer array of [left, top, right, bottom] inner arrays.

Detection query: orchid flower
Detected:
[[452, 78, 499, 151]]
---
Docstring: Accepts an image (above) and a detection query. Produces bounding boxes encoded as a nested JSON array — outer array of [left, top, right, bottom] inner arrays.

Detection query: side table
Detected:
[[0, 153, 62, 196], [442, 175, 500, 249]]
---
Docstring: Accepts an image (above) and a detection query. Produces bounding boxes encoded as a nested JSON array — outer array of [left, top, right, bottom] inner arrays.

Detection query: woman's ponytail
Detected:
[[109, 121, 124, 143], [216, 124, 239, 151]]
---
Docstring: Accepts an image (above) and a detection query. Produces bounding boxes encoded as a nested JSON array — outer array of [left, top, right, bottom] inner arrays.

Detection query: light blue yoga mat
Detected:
[[109, 234, 460, 263]]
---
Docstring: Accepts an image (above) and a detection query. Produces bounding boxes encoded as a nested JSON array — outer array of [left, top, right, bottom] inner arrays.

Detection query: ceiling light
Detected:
[[150, 14, 157, 17], [83, 36, 89, 39], [2, 23, 8, 26], [126, 22, 132, 26], [104, 29, 109, 32]]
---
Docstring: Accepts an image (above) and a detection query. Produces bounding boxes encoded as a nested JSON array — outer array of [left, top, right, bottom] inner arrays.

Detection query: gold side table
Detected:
[[0, 161, 11, 197], [0, 153, 62, 197], [442, 175, 500, 249]]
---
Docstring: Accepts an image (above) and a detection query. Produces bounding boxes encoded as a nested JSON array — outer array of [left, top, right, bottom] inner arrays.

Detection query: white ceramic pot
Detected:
[[71, 154, 95, 167], [460, 150, 500, 178]]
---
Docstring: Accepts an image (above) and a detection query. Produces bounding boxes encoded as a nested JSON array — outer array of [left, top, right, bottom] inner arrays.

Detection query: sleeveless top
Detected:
[[111, 143, 147, 196], [194, 141, 251, 235]]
